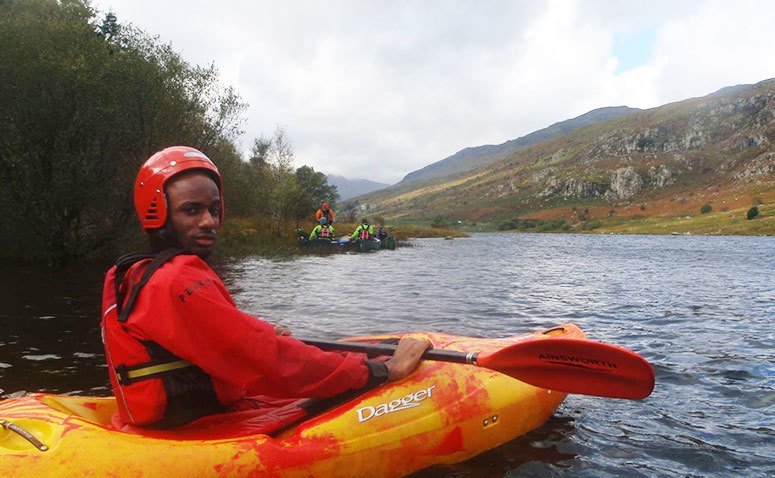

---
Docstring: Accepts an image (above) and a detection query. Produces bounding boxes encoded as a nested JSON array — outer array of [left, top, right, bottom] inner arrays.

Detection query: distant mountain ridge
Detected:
[[327, 174, 390, 201], [397, 106, 641, 187]]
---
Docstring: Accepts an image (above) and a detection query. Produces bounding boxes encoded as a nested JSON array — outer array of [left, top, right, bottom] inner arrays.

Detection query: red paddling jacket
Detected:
[[101, 250, 385, 427]]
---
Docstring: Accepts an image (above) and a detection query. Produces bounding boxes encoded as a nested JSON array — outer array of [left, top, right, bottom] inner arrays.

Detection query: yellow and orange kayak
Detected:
[[0, 324, 585, 477]]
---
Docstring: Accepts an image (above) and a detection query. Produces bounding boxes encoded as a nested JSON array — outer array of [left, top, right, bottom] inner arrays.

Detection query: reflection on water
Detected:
[[411, 415, 579, 478], [0, 260, 108, 397], [1, 233, 773, 477]]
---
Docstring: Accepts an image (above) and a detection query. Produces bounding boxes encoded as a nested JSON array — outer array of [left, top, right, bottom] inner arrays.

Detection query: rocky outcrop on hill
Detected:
[[529, 79, 775, 202], [583, 83, 774, 162], [541, 177, 603, 198], [607, 167, 644, 200], [734, 152, 775, 182], [648, 164, 676, 188]]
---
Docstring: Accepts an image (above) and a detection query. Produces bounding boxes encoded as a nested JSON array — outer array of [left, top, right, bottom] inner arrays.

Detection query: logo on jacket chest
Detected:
[[178, 277, 216, 302]]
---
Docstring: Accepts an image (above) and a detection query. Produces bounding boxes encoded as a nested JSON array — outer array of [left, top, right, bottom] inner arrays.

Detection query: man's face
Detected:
[[165, 171, 221, 259]]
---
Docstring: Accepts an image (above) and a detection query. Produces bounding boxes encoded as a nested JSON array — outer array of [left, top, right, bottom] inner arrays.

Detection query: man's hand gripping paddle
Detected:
[[303, 336, 655, 399]]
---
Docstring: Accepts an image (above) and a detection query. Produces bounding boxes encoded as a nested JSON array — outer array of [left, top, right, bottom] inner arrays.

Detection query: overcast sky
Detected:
[[91, 0, 775, 184]]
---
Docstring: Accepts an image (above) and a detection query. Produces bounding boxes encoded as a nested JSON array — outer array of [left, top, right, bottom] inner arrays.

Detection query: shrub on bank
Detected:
[[580, 220, 603, 230], [497, 218, 569, 232], [217, 217, 299, 257], [498, 220, 519, 231]]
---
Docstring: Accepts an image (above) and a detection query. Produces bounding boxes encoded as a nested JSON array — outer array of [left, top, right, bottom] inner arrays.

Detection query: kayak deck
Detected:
[[0, 324, 585, 477]]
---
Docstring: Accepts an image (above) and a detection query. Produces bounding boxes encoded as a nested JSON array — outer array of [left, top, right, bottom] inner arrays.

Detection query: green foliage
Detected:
[[0, 0, 245, 262], [295, 165, 340, 214], [498, 220, 519, 231], [0, 1, 341, 262], [215, 216, 298, 258], [497, 218, 569, 232], [700, 204, 712, 214], [98, 11, 119, 41], [580, 219, 603, 230], [519, 219, 537, 229], [261, 127, 318, 224], [538, 219, 570, 231], [747, 206, 760, 220], [430, 215, 448, 228], [752, 197, 763, 206]]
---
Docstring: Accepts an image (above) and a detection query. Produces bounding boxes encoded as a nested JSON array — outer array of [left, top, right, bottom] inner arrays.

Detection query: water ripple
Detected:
[[2, 233, 773, 477]]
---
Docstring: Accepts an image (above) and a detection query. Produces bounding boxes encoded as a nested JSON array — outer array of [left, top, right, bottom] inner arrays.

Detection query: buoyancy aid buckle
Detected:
[[115, 359, 194, 386]]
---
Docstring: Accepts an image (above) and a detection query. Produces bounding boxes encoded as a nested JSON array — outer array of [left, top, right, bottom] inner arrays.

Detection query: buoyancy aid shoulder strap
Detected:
[[117, 248, 186, 323], [114, 252, 154, 315]]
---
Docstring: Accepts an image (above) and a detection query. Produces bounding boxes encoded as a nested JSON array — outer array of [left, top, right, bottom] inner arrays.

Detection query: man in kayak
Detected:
[[375, 225, 389, 241], [315, 201, 335, 225], [101, 146, 429, 429], [351, 218, 374, 240], [308, 216, 334, 241]]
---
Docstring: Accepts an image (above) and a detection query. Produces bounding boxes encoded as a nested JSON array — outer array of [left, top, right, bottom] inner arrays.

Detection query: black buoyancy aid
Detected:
[[102, 249, 225, 427]]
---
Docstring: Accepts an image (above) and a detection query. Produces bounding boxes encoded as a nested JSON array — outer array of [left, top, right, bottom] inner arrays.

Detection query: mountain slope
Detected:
[[360, 79, 775, 228], [397, 106, 640, 186], [327, 174, 390, 201]]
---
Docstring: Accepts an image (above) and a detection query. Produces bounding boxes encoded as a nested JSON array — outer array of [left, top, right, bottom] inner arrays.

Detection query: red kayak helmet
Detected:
[[322, 201, 330, 210], [134, 146, 224, 232]]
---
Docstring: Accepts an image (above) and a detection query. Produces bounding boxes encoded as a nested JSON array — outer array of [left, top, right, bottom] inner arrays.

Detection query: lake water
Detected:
[[1, 233, 773, 477]]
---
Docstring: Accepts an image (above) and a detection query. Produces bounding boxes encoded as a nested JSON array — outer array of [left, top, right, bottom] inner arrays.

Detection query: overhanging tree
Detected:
[[0, 0, 245, 262]]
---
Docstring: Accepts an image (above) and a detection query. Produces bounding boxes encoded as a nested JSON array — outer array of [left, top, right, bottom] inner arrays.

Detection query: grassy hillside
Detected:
[[593, 203, 774, 236], [353, 79, 775, 235]]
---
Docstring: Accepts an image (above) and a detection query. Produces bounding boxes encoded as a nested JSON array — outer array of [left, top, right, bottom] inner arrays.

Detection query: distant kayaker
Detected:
[[375, 226, 389, 241], [309, 216, 334, 241], [315, 201, 335, 225], [351, 218, 374, 240], [100, 146, 430, 429]]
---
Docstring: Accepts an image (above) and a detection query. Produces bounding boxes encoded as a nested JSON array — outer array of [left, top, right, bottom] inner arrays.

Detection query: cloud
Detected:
[[650, 0, 775, 101], [92, 0, 775, 183]]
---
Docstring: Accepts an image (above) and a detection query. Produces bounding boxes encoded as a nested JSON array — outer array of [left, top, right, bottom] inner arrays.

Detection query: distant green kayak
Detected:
[[356, 238, 382, 251], [381, 236, 396, 250], [298, 238, 342, 250]]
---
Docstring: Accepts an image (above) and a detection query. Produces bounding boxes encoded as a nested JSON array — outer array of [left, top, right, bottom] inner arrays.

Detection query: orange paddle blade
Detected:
[[477, 338, 655, 399]]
